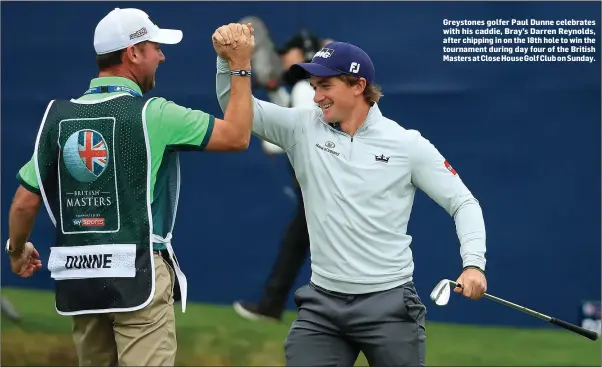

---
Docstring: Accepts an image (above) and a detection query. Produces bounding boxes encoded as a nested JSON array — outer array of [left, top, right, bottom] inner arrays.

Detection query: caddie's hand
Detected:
[[212, 23, 254, 47], [10, 241, 42, 278], [212, 23, 252, 54], [212, 23, 239, 59], [212, 23, 235, 47], [212, 23, 254, 64], [212, 24, 232, 59], [237, 22, 255, 56], [226, 23, 255, 67], [454, 267, 487, 300]]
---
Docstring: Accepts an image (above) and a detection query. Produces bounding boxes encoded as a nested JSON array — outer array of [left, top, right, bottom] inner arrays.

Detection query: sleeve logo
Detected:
[[444, 160, 457, 175]]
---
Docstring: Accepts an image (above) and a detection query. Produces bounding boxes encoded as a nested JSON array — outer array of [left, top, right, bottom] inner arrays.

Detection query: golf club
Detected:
[[430, 279, 599, 341]]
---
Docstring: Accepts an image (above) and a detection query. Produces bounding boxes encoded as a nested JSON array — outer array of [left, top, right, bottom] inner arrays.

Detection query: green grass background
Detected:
[[1, 287, 600, 366]]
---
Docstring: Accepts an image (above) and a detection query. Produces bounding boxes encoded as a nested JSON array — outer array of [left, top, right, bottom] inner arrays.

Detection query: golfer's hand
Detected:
[[212, 23, 255, 64], [454, 267, 487, 300], [10, 241, 42, 278]]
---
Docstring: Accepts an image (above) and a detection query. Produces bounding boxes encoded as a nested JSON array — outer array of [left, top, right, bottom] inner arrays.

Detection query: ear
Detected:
[[354, 78, 367, 96], [124, 44, 144, 65]]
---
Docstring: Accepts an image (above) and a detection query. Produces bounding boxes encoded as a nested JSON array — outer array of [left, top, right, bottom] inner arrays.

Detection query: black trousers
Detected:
[[257, 183, 310, 316]]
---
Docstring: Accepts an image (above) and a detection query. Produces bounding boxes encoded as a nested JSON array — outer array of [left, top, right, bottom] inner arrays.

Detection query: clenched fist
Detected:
[[212, 22, 255, 66], [454, 267, 487, 300]]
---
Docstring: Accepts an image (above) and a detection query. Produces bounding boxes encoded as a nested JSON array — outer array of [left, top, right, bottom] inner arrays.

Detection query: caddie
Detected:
[[6, 9, 255, 366]]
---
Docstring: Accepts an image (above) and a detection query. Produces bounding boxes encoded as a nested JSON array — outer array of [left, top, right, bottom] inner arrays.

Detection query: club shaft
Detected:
[[448, 280, 599, 341], [449, 281, 552, 320], [482, 293, 551, 322]]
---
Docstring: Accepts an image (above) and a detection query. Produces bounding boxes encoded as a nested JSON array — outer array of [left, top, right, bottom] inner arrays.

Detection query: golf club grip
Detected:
[[550, 318, 599, 341]]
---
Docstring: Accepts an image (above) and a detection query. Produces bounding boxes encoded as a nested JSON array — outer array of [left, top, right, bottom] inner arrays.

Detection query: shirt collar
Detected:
[[87, 76, 143, 96], [365, 102, 383, 124]]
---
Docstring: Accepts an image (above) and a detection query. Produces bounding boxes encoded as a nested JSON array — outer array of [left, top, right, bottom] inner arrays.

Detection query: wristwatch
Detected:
[[5, 239, 20, 257], [230, 69, 252, 77]]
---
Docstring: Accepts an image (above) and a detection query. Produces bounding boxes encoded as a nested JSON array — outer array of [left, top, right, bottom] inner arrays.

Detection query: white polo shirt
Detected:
[[216, 57, 486, 294], [262, 79, 316, 154]]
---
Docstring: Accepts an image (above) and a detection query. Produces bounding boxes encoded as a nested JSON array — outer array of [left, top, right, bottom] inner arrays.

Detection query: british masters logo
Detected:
[[63, 129, 109, 182]]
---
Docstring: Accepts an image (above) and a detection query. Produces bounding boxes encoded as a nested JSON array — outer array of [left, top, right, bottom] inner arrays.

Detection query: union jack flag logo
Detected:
[[78, 130, 108, 176]]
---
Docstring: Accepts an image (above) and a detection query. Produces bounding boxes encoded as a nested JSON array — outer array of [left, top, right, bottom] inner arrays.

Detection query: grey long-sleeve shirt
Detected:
[[216, 57, 486, 294]]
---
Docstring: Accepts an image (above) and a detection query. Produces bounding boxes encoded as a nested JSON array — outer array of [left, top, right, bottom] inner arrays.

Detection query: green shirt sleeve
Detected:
[[145, 97, 215, 150], [16, 156, 41, 194]]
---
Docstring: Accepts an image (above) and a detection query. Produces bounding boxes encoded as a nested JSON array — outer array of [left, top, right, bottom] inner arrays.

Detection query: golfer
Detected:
[[6, 11, 254, 366], [213, 24, 487, 366]]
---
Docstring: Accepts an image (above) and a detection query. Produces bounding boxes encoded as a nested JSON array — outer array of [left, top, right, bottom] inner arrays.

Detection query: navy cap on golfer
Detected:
[[291, 41, 375, 84]]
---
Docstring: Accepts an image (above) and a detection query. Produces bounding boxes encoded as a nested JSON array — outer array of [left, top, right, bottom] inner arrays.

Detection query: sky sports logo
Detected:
[[72, 218, 105, 227]]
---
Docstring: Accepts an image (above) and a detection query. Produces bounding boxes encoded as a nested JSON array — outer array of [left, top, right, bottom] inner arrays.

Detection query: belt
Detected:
[[310, 281, 412, 298], [310, 282, 357, 297]]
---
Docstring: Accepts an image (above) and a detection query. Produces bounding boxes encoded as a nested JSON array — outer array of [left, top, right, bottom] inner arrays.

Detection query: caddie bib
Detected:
[[34, 92, 156, 315]]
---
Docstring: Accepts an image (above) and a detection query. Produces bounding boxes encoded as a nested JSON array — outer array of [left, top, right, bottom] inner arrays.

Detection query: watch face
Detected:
[[5, 240, 16, 254]]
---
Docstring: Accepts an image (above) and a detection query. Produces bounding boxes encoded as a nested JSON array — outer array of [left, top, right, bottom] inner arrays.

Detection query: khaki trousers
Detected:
[[71, 253, 177, 367]]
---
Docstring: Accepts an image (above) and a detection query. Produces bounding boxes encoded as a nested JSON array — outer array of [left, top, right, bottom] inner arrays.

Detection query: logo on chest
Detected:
[[375, 154, 390, 163], [315, 141, 340, 156]]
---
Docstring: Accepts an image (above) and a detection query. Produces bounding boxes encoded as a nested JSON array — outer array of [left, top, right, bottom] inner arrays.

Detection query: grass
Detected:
[[1, 287, 600, 366]]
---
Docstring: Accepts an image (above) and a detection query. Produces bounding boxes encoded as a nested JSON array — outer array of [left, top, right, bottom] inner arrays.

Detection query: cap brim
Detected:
[[149, 28, 183, 45], [291, 62, 342, 78]]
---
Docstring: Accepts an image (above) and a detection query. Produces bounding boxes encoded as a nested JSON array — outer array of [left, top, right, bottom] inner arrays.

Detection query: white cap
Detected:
[[94, 8, 183, 55]]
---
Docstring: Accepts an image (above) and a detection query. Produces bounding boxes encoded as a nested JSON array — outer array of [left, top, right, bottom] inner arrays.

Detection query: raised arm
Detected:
[[214, 23, 309, 152], [202, 22, 254, 151]]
